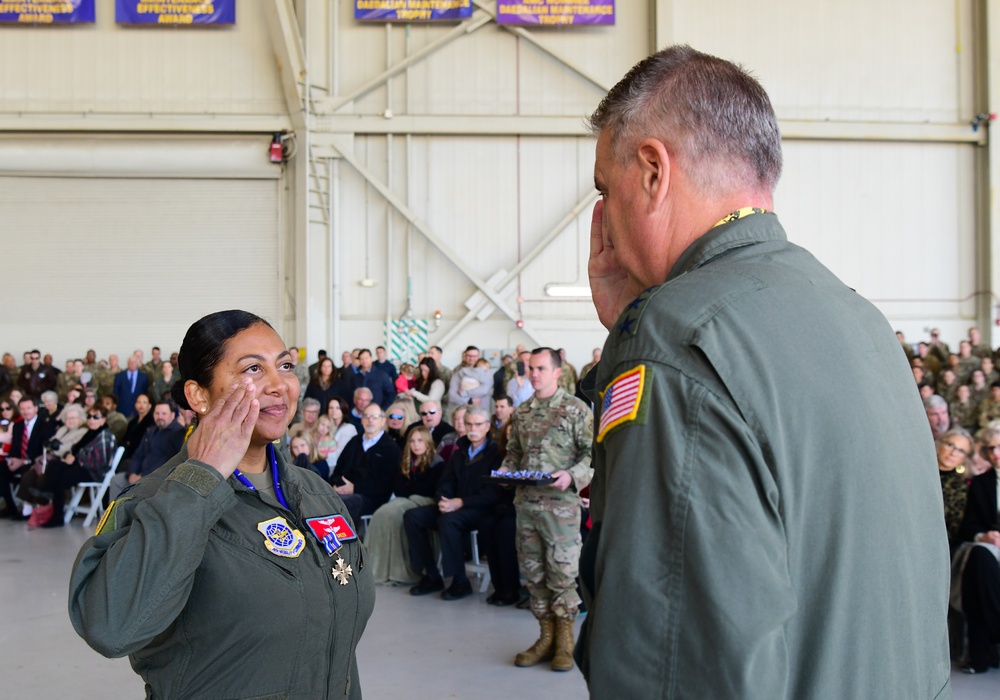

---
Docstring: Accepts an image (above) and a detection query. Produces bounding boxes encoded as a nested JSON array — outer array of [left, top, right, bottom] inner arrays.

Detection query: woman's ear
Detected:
[[184, 380, 210, 414]]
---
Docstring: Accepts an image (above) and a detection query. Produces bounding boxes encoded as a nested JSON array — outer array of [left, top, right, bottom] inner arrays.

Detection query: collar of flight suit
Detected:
[[666, 210, 786, 284]]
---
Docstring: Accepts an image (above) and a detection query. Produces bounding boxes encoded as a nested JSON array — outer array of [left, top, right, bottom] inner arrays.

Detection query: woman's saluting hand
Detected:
[[187, 380, 260, 479]]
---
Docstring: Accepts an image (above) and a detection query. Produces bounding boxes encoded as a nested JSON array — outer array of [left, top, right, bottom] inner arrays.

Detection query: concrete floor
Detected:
[[1, 518, 998, 699]]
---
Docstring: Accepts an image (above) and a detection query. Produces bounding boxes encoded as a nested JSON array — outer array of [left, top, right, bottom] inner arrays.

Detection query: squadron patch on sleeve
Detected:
[[257, 517, 306, 558], [596, 365, 651, 443]]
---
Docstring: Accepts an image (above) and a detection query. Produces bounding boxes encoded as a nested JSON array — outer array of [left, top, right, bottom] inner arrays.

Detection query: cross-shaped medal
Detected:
[[332, 555, 353, 585]]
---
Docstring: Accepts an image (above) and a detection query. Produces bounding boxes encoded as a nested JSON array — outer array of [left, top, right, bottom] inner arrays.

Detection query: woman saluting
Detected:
[[69, 310, 374, 699]]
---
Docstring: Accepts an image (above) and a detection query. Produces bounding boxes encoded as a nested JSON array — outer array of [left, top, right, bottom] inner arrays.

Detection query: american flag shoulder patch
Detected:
[[597, 365, 650, 443]]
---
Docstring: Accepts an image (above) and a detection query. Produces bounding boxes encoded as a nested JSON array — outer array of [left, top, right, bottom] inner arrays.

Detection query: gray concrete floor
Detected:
[[1, 518, 998, 699]]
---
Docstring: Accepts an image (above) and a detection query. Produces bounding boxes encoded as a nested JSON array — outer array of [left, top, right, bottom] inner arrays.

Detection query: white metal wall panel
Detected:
[[670, 0, 975, 123], [776, 140, 977, 331], [0, 176, 281, 365], [0, 0, 285, 117]]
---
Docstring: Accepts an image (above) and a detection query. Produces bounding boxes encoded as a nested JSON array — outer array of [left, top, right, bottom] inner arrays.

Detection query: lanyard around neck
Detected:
[[232, 443, 290, 510]]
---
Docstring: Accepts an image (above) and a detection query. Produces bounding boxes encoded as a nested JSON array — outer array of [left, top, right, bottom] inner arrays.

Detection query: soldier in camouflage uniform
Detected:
[[500, 347, 593, 672], [555, 348, 578, 396], [977, 382, 1000, 428]]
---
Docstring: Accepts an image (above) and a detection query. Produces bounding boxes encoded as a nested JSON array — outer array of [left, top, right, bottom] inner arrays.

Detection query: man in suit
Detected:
[[330, 403, 401, 525], [0, 396, 57, 519], [113, 356, 150, 419], [352, 348, 396, 410]]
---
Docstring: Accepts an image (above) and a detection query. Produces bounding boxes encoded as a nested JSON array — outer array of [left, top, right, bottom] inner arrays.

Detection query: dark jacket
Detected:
[[69, 445, 374, 699], [351, 369, 396, 410], [332, 432, 401, 510], [959, 469, 999, 541], [394, 454, 444, 499], [129, 420, 186, 477], [435, 436, 502, 511], [9, 417, 56, 463]]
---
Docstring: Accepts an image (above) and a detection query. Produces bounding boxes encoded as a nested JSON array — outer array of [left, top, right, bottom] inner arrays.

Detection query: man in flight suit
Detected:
[[575, 45, 950, 698]]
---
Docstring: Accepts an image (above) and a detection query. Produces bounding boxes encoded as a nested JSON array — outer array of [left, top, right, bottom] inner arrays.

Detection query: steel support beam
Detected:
[[309, 115, 986, 144], [471, 0, 610, 94], [982, 0, 1000, 344], [437, 190, 599, 348], [263, 0, 308, 131], [315, 10, 494, 114], [327, 141, 543, 344]]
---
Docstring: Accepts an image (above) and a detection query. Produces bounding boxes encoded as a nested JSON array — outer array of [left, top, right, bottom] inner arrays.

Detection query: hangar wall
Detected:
[[0, 0, 995, 369]]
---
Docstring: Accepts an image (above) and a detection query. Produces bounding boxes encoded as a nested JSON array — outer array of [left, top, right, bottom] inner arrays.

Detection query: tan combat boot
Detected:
[[550, 617, 576, 672], [514, 616, 555, 667]]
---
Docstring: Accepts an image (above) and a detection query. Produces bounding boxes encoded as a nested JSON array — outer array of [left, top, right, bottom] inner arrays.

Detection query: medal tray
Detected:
[[485, 475, 555, 487]]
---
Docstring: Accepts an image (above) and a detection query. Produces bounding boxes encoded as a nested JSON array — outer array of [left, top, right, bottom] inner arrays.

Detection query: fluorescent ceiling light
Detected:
[[545, 284, 592, 298]]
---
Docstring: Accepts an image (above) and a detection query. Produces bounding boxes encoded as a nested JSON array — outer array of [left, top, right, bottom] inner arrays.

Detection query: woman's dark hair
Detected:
[[310, 356, 337, 388], [328, 396, 350, 426], [170, 310, 272, 410], [418, 357, 439, 394]]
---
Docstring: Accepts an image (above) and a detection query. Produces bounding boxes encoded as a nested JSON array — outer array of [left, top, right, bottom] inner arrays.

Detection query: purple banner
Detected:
[[0, 0, 94, 24], [355, 0, 472, 22], [115, 0, 235, 25], [497, 0, 614, 26]]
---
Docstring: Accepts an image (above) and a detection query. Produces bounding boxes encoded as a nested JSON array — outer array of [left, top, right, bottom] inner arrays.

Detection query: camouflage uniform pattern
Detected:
[[557, 361, 578, 396], [978, 398, 1000, 428], [950, 400, 979, 431], [501, 387, 593, 620], [56, 372, 81, 401]]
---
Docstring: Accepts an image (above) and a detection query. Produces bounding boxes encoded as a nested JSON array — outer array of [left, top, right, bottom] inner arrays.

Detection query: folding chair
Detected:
[[64, 445, 126, 527], [466, 529, 492, 593]]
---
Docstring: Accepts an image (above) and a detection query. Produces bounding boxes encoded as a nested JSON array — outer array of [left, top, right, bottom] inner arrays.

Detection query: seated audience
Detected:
[[16, 403, 89, 523], [108, 400, 184, 501], [101, 394, 128, 443], [326, 396, 358, 468], [289, 398, 321, 441], [950, 385, 979, 432], [30, 404, 117, 528], [289, 432, 330, 480], [121, 393, 154, 462], [0, 396, 56, 519], [936, 428, 973, 550], [404, 400, 454, 447], [347, 387, 373, 431], [437, 405, 467, 463], [331, 403, 401, 525], [407, 357, 445, 406], [353, 348, 397, 410], [151, 360, 178, 403], [367, 427, 444, 585], [977, 381, 1000, 428], [924, 394, 951, 439], [385, 400, 418, 449], [482, 398, 520, 606], [404, 406, 502, 601]]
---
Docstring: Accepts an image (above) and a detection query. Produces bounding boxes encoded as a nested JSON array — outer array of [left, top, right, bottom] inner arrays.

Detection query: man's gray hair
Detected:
[[41, 390, 58, 403], [302, 398, 321, 410], [354, 387, 373, 399], [466, 405, 491, 422], [923, 394, 948, 411], [588, 44, 782, 195]]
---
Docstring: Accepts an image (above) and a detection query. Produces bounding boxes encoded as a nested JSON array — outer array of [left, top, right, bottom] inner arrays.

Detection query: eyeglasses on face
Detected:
[[420, 410, 437, 416], [0, 406, 11, 411], [362, 414, 384, 421], [388, 413, 404, 420], [942, 441, 971, 457]]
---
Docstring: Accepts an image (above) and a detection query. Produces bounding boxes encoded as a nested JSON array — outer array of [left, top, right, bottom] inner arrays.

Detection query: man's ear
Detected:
[[636, 139, 671, 211]]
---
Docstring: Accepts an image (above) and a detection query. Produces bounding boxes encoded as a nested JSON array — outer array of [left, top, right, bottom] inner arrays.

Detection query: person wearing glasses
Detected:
[[331, 403, 401, 526], [935, 428, 973, 550], [404, 400, 454, 447], [384, 400, 418, 449], [0, 399, 19, 469], [27, 404, 118, 528], [70, 310, 374, 698], [953, 426, 1000, 673], [404, 406, 502, 600]]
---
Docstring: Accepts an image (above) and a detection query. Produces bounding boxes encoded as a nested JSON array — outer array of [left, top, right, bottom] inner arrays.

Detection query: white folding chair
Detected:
[[466, 529, 492, 593], [64, 445, 125, 527]]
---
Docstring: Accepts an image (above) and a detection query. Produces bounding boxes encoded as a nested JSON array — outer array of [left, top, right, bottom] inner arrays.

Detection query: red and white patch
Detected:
[[305, 514, 357, 543]]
